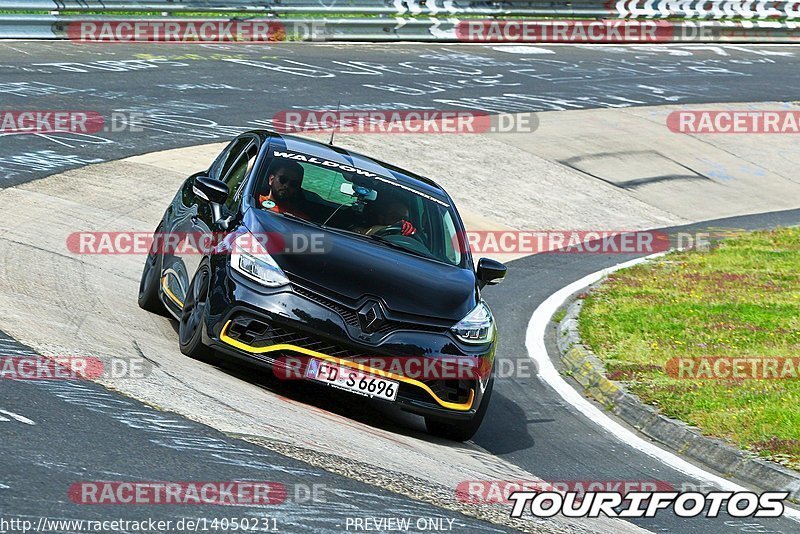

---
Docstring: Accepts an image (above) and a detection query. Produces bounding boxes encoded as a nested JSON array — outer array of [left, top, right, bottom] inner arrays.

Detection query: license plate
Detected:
[[305, 359, 398, 401]]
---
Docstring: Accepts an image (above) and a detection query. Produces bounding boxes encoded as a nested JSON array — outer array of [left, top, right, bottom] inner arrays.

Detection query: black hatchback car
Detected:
[[138, 131, 506, 440]]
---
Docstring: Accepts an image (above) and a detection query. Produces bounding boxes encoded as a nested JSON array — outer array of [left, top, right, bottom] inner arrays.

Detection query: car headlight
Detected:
[[452, 301, 494, 344], [230, 232, 289, 287]]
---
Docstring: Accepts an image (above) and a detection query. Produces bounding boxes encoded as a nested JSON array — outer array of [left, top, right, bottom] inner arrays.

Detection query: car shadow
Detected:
[[220, 355, 445, 437], [471, 376, 548, 455]]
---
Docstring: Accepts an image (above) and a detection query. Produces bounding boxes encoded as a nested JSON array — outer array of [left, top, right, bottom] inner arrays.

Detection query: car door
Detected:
[[163, 135, 258, 311]]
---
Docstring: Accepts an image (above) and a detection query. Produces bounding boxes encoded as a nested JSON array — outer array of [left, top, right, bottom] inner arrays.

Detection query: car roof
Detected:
[[247, 130, 452, 205]]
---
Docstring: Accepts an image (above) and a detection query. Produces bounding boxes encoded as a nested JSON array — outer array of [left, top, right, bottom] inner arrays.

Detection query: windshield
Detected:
[[253, 150, 464, 267]]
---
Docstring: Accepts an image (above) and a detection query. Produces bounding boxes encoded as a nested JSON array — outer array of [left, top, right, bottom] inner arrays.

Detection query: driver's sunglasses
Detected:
[[277, 174, 301, 188]]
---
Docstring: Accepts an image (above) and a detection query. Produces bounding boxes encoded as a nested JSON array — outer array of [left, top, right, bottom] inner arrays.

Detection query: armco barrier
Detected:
[[1, 1, 800, 42], [3, 0, 800, 18]]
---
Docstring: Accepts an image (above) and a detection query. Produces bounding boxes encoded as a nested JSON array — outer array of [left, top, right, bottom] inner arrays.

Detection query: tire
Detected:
[[138, 225, 169, 316], [425, 375, 494, 442], [178, 263, 220, 365]]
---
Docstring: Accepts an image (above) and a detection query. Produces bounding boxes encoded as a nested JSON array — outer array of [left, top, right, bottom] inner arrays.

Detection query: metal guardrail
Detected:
[[4, 1, 612, 17], [2, 1, 799, 18], [1, 1, 799, 41]]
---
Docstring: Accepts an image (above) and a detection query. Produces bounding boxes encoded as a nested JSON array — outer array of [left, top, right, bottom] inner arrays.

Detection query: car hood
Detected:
[[243, 208, 476, 322]]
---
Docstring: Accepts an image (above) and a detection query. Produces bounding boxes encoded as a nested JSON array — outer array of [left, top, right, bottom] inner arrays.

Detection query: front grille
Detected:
[[290, 283, 450, 336], [225, 314, 472, 405], [226, 315, 363, 359], [291, 284, 359, 327]]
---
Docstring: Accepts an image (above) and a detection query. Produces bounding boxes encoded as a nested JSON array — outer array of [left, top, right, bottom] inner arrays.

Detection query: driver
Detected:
[[357, 198, 416, 237], [258, 160, 309, 219]]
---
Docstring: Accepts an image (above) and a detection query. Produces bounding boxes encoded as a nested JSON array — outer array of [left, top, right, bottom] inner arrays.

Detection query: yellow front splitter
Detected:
[[219, 320, 475, 411]]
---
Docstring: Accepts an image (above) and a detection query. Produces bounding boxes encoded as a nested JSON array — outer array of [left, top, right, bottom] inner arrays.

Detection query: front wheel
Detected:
[[138, 225, 168, 316], [425, 375, 494, 442], [179, 263, 220, 365]]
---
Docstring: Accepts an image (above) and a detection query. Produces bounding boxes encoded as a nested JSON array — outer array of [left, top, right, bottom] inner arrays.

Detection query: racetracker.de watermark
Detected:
[[0, 111, 143, 134], [68, 482, 327, 505], [65, 230, 718, 256], [0, 355, 152, 381], [668, 110, 800, 134], [461, 230, 671, 255], [271, 356, 535, 381], [66, 20, 328, 42], [455, 20, 720, 43], [66, 231, 328, 255], [271, 110, 538, 134], [666, 357, 800, 380]]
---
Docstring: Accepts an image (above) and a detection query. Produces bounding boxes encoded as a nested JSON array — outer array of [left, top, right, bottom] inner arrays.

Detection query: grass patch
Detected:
[[580, 227, 800, 470]]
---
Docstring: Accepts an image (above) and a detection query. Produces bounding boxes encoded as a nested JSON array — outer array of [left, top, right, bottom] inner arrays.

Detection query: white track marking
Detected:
[[525, 253, 800, 521], [0, 409, 35, 425]]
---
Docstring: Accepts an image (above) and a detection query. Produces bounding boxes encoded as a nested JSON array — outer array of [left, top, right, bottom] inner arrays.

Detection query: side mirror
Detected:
[[193, 175, 229, 205], [477, 258, 507, 288], [193, 175, 230, 229]]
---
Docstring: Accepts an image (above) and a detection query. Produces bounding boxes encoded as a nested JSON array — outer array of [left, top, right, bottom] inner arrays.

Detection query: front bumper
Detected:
[[202, 257, 495, 421]]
